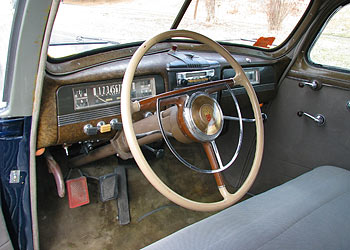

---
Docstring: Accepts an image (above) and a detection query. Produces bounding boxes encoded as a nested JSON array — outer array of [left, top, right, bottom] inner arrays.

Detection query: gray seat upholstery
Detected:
[[143, 166, 350, 250]]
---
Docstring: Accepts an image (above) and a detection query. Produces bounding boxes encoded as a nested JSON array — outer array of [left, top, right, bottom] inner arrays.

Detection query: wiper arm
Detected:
[[49, 41, 113, 46], [76, 35, 119, 45], [49, 35, 119, 46]]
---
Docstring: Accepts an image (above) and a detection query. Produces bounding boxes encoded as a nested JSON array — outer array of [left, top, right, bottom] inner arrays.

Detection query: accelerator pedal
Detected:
[[115, 166, 130, 225], [66, 169, 90, 208]]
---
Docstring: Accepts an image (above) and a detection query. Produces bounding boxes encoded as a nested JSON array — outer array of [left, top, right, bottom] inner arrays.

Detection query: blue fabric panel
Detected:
[[0, 117, 33, 250]]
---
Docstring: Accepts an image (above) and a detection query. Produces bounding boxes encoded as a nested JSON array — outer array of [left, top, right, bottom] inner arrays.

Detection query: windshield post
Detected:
[[171, 0, 192, 29]]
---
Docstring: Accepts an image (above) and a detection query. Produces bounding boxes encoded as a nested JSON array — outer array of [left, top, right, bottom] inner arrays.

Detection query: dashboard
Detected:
[[38, 42, 278, 148], [56, 75, 163, 127]]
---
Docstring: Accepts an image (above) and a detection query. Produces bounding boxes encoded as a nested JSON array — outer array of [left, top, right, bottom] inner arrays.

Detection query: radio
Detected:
[[166, 51, 220, 90], [176, 69, 215, 87]]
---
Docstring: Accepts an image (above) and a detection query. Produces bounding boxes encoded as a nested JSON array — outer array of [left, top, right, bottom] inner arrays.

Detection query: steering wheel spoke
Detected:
[[233, 72, 246, 87], [210, 141, 224, 169], [202, 142, 225, 188], [202, 141, 238, 200]]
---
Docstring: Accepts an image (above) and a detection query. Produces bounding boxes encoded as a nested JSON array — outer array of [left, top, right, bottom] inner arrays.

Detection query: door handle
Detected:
[[297, 111, 325, 126]]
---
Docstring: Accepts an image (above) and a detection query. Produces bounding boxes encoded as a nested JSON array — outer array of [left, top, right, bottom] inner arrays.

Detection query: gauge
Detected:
[[92, 83, 122, 105], [72, 77, 156, 110], [73, 88, 89, 109]]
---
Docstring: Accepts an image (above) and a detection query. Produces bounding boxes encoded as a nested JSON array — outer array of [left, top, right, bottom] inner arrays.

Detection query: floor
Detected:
[[37, 141, 229, 250]]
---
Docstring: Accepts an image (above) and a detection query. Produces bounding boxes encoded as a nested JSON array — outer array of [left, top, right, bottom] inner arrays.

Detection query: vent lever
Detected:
[[298, 80, 322, 90]]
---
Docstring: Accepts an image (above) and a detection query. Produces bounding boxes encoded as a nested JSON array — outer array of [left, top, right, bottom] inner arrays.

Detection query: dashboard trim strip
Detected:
[[57, 105, 120, 126]]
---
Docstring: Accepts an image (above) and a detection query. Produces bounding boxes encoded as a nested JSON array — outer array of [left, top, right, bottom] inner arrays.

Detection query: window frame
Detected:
[[307, 4, 350, 74]]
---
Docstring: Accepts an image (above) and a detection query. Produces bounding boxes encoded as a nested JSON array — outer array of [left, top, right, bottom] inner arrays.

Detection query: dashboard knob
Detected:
[[180, 79, 188, 86], [110, 119, 123, 130], [83, 124, 98, 136], [97, 121, 112, 133], [97, 121, 106, 128]]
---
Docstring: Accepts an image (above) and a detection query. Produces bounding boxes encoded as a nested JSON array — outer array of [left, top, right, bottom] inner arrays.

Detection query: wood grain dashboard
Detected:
[[38, 73, 167, 149], [38, 42, 280, 149]]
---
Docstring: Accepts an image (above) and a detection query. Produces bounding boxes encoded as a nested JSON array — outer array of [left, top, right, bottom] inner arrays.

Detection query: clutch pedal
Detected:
[[66, 176, 90, 208], [66, 169, 90, 208]]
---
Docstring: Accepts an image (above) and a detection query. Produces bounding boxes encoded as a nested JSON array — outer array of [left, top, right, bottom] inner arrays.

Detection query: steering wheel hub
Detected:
[[183, 92, 224, 142]]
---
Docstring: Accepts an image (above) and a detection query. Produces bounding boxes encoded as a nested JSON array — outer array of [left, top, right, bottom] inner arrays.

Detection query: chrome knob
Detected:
[[110, 119, 122, 130], [96, 121, 106, 129], [83, 124, 98, 135]]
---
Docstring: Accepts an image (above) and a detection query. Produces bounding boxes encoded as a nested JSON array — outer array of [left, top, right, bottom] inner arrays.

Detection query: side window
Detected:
[[309, 4, 350, 71]]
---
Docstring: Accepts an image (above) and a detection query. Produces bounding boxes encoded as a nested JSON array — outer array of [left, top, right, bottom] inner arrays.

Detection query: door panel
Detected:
[[253, 75, 350, 193], [251, 1, 350, 194]]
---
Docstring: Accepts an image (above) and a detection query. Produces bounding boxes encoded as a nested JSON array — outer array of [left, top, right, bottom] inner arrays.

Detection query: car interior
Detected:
[[1, 0, 349, 249]]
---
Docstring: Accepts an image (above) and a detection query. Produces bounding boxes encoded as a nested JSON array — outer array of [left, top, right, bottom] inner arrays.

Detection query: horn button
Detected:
[[183, 92, 224, 142]]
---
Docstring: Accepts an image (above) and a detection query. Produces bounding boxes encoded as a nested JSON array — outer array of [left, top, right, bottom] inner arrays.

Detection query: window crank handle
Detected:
[[297, 111, 326, 126]]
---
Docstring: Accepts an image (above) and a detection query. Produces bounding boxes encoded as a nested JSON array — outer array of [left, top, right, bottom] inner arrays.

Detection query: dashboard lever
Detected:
[[136, 130, 173, 139], [82, 142, 94, 154], [297, 111, 325, 126], [224, 113, 267, 123], [142, 144, 165, 159]]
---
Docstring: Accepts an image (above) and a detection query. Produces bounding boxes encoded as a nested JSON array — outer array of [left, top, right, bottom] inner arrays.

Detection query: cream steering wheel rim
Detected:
[[121, 30, 264, 212]]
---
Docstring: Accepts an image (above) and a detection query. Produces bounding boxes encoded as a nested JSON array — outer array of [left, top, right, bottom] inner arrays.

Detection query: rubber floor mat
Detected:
[[66, 176, 90, 208]]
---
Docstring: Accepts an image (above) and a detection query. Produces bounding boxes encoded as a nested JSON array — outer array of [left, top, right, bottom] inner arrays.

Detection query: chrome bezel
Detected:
[[156, 81, 244, 174], [183, 92, 224, 142]]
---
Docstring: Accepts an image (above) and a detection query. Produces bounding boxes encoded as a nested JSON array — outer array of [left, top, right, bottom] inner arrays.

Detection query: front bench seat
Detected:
[[143, 166, 350, 250]]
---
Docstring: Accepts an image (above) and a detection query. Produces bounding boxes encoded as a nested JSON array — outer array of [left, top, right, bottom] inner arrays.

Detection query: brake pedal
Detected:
[[99, 172, 118, 202]]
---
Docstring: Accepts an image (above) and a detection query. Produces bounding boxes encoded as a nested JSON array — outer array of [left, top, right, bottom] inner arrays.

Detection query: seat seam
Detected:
[[255, 189, 350, 250]]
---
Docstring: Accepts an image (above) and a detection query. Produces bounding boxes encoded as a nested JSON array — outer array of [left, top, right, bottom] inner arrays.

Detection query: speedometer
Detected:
[[91, 83, 122, 105], [72, 77, 156, 110]]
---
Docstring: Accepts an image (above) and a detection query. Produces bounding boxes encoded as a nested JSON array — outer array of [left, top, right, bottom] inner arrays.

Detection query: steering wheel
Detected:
[[121, 30, 264, 212]]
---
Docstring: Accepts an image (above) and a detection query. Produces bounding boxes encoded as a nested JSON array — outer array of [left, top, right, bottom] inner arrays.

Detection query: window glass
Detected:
[[309, 4, 350, 71], [49, 0, 311, 58], [177, 0, 311, 48], [0, 0, 17, 109], [49, 0, 184, 58]]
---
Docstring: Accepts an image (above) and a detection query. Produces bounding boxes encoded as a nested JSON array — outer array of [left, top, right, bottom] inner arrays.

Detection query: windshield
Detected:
[[49, 0, 184, 58], [49, 0, 311, 58], [178, 0, 310, 47]]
